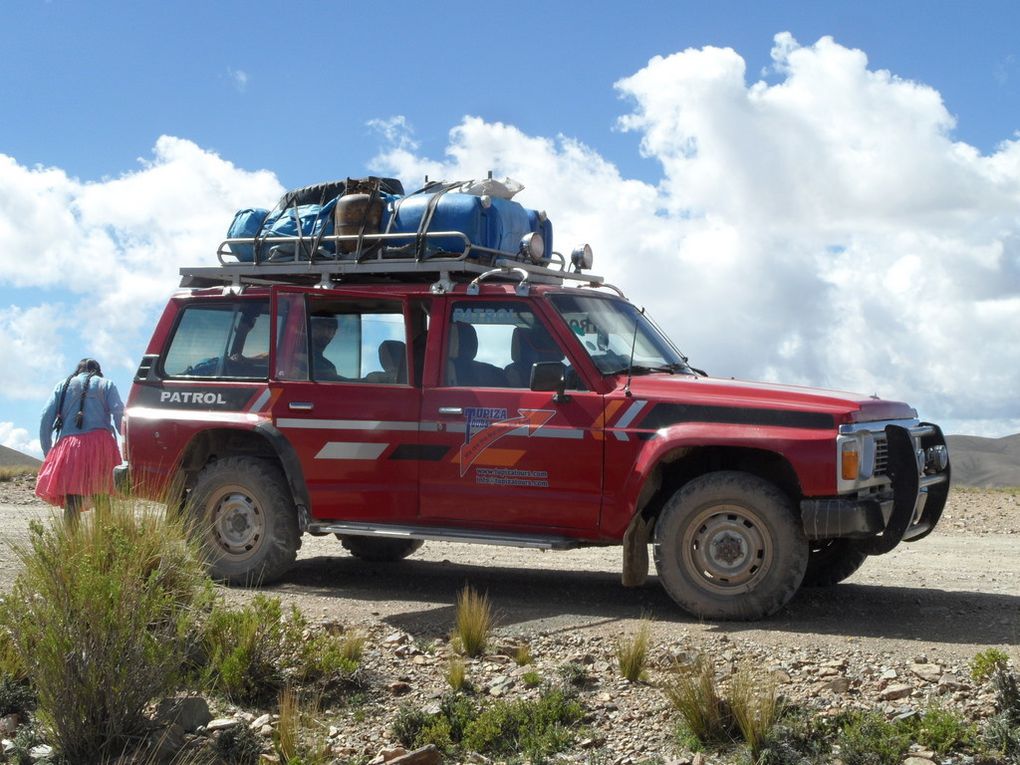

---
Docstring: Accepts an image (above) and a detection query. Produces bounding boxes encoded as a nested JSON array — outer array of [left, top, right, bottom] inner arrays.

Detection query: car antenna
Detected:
[[624, 306, 644, 398]]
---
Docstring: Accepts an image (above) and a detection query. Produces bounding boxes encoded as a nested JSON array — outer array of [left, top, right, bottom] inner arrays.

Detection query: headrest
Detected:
[[449, 322, 478, 360], [378, 340, 405, 372], [511, 326, 561, 363]]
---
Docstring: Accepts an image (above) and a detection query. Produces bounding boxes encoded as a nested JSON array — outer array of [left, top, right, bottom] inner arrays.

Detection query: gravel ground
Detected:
[[1, 474, 1017, 763]]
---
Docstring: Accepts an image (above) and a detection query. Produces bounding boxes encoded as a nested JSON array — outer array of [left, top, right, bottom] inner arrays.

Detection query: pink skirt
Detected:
[[35, 429, 122, 508]]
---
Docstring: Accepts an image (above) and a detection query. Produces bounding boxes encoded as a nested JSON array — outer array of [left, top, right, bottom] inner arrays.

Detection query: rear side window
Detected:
[[162, 301, 271, 379]]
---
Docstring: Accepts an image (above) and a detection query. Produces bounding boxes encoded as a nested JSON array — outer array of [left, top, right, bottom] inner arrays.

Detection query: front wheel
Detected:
[[653, 471, 808, 620], [802, 539, 869, 587], [187, 457, 300, 585]]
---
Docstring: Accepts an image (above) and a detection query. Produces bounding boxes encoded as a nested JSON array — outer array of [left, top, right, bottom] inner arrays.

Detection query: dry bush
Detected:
[[453, 585, 492, 658]]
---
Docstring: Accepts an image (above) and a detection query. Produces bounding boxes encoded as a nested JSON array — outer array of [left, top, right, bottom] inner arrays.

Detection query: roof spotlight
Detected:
[[571, 244, 594, 272], [520, 232, 546, 264]]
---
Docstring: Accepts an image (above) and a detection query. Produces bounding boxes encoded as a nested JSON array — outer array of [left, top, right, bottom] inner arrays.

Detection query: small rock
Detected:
[[692, 753, 706, 765], [903, 757, 936, 765], [250, 713, 272, 730], [29, 744, 54, 760], [826, 676, 852, 694], [389, 744, 442, 765], [911, 663, 942, 683], [881, 669, 899, 681], [388, 681, 412, 695], [206, 717, 242, 732], [880, 684, 913, 701], [0, 714, 21, 736]]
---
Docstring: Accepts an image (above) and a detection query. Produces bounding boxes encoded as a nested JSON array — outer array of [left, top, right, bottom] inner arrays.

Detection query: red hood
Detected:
[[620, 374, 917, 426]]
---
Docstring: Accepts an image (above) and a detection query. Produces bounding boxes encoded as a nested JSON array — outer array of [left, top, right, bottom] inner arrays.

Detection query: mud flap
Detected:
[[622, 514, 652, 587]]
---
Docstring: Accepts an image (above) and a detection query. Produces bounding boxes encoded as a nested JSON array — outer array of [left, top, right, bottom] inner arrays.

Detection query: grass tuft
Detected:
[[447, 656, 468, 691], [615, 617, 652, 682], [453, 585, 492, 658], [661, 654, 733, 747], [513, 641, 533, 666], [274, 686, 331, 764], [728, 664, 781, 760]]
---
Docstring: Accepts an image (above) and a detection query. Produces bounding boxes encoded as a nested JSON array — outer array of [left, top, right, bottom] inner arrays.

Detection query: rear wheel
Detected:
[[338, 536, 424, 562], [188, 457, 300, 585], [802, 539, 869, 587], [653, 471, 808, 620]]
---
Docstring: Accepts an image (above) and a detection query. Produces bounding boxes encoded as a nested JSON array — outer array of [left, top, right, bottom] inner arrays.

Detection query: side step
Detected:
[[305, 520, 588, 551]]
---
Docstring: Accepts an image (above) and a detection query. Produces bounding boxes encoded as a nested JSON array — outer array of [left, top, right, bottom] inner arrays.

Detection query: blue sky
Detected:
[[2, 0, 1019, 454]]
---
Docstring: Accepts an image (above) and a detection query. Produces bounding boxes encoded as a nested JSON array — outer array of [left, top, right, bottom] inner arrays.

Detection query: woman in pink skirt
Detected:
[[36, 358, 124, 523]]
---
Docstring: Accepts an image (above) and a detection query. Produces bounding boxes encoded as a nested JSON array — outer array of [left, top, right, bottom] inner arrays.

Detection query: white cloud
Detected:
[[370, 33, 1020, 435], [0, 421, 39, 457], [228, 67, 249, 92], [0, 137, 284, 388]]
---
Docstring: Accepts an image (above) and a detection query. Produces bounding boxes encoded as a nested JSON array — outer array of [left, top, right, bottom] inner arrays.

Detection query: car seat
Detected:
[[446, 322, 507, 387]]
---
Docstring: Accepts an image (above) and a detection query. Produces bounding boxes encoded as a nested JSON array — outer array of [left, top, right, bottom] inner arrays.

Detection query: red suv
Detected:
[[117, 226, 950, 620]]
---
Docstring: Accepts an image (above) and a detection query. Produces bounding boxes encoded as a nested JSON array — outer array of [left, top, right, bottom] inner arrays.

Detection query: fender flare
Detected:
[[254, 421, 312, 523]]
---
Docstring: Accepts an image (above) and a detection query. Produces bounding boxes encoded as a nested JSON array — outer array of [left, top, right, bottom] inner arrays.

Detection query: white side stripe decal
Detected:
[[315, 442, 389, 460], [611, 399, 649, 442], [278, 418, 418, 431]]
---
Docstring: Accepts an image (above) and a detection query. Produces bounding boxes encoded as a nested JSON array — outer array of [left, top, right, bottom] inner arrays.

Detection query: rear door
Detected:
[[270, 288, 423, 523], [419, 296, 604, 531]]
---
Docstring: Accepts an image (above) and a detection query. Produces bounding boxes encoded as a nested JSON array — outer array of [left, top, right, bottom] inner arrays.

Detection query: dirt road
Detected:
[[1, 481, 1016, 664]]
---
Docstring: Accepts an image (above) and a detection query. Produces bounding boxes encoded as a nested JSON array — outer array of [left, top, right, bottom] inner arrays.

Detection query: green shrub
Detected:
[[453, 585, 492, 658], [392, 704, 432, 749], [836, 711, 911, 765], [3, 503, 210, 761], [972, 648, 1010, 683], [523, 670, 542, 688], [992, 665, 1020, 723], [215, 722, 265, 765], [904, 705, 977, 754], [0, 676, 35, 718], [615, 617, 652, 682], [200, 595, 287, 704], [556, 661, 590, 691], [661, 655, 733, 747], [462, 689, 584, 758], [982, 710, 1020, 761]]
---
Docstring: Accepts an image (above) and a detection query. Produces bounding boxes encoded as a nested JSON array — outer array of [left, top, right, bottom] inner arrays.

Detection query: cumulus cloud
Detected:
[[228, 67, 249, 92], [0, 421, 39, 457], [0, 137, 283, 408], [370, 33, 1020, 435]]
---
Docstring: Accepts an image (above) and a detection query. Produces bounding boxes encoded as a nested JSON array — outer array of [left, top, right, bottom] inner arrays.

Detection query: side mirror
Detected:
[[530, 361, 570, 402]]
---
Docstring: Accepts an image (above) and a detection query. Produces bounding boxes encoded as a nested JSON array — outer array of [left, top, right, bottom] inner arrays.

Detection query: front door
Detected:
[[419, 297, 604, 531], [270, 289, 422, 523]]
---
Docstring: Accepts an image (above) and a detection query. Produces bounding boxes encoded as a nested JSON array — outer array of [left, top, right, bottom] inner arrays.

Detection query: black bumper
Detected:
[[801, 422, 950, 554]]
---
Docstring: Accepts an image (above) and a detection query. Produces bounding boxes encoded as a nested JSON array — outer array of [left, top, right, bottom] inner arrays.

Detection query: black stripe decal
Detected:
[[389, 444, 451, 461], [639, 403, 835, 431]]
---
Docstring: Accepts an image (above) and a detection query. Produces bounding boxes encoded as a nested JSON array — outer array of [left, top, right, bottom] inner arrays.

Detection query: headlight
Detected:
[[520, 232, 545, 264], [571, 244, 594, 271]]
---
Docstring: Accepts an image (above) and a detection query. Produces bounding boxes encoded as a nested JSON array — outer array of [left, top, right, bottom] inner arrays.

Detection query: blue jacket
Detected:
[[39, 373, 125, 456]]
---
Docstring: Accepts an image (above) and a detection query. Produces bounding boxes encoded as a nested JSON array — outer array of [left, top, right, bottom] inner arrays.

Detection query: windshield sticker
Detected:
[[460, 407, 556, 477], [452, 307, 529, 326]]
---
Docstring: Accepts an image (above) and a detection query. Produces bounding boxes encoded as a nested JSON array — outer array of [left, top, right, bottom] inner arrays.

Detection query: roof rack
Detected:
[[178, 230, 620, 296]]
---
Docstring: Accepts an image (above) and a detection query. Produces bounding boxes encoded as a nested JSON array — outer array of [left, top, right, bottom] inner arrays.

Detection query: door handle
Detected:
[[438, 407, 463, 415], [288, 402, 314, 411]]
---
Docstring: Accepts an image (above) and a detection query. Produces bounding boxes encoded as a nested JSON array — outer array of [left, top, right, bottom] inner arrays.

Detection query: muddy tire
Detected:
[[653, 471, 808, 620], [188, 457, 300, 585], [338, 536, 424, 562], [802, 539, 869, 587]]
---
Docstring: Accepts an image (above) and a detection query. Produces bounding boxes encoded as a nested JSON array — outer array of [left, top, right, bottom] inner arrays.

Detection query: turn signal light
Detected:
[[841, 443, 860, 480]]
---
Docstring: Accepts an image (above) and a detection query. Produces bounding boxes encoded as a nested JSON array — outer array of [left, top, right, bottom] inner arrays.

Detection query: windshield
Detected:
[[550, 293, 693, 376]]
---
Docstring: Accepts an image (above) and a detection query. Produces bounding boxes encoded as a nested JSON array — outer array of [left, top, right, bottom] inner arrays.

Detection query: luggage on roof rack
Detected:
[[222, 176, 552, 267]]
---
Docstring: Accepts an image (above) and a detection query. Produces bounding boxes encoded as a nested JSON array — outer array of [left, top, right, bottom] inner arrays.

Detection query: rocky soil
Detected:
[[0, 475, 1017, 764]]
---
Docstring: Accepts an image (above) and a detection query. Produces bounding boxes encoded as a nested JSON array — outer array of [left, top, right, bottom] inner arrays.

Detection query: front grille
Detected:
[[874, 437, 889, 477]]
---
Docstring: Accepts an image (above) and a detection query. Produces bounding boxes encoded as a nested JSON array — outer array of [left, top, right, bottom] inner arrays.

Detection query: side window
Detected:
[[307, 298, 407, 384], [163, 301, 270, 379], [444, 301, 572, 389]]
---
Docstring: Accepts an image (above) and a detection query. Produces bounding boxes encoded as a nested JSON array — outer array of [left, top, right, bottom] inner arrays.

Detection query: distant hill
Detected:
[[946, 433, 1020, 488], [0, 445, 41, 468]]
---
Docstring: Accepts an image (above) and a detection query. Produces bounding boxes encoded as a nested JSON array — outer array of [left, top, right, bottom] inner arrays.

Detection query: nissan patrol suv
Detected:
[[117, 202, 950, 620]]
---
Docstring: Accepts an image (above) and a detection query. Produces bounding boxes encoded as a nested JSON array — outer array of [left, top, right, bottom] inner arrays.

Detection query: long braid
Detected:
[[51, 373, 76, 435], [74, 372, 97, 429]]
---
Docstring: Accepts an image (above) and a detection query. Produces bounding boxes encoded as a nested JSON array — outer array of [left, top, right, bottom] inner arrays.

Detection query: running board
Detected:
[[306, 521, 586, 551]]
